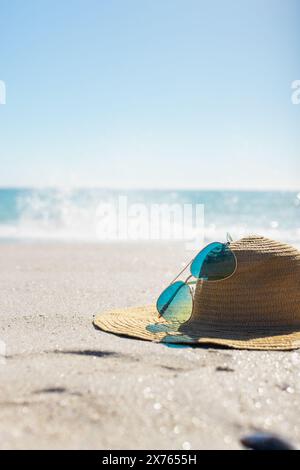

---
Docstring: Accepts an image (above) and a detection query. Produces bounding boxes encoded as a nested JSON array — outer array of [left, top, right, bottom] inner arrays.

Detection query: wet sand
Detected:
[[0, 242, 299, 449]]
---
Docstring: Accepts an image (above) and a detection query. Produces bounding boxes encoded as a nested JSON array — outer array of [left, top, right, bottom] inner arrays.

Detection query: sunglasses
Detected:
[[156, 234, 237, 322]]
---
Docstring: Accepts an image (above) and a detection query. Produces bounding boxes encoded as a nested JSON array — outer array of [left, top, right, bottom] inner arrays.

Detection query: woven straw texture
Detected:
[[94, 236, 300, 350]]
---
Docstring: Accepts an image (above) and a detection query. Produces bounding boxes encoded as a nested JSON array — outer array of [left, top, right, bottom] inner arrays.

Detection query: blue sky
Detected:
[[0, 0, 299, 189]]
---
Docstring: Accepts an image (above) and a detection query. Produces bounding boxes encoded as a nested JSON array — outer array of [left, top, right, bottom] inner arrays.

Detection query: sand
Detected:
[[0, 242, 300, 450]]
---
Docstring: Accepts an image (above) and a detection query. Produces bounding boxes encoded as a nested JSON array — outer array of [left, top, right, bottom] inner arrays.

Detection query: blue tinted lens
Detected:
[[190, 242, 236, 280], [156, 281, 193, 322]]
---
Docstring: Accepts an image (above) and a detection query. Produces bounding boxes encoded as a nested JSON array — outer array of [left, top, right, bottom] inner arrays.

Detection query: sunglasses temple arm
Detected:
[[170, 258, 194, 285]]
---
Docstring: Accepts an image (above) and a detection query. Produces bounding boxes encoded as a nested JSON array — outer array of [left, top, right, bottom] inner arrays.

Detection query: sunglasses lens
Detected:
[[156, 281, 193, 322], [190, 242, 236, 281]]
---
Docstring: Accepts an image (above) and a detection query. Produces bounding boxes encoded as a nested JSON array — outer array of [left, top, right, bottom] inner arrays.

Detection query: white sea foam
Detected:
[[0, 188, 299, 248]]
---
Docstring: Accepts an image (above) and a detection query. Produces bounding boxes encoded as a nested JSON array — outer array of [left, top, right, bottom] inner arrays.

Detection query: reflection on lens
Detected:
[[156, 281, 193, 322], [190, 242, 236, 281]]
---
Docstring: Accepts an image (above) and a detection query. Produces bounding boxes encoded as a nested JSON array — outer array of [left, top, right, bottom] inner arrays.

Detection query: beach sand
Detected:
[[0, 242, 300, 450]]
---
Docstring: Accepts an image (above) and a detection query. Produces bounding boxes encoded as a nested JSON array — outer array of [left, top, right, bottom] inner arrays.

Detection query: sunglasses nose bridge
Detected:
[[169, 257, 194, 285]]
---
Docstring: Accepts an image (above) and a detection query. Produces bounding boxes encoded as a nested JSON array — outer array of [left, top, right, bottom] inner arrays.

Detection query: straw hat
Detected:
[[93, 236, 300, 350]]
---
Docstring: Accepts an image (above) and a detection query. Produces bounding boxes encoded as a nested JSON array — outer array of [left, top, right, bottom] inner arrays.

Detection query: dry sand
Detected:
[[0, 242, 300, 450]]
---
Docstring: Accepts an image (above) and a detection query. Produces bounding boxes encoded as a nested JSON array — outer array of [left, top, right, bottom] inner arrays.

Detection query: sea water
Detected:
[[0, 188, 299, 247]]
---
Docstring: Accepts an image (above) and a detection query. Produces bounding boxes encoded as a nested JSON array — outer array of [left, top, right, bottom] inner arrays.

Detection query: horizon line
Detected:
[[0, 185, 299, 193]]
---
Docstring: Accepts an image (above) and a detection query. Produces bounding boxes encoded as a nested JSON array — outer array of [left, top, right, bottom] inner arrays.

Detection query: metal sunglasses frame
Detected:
[[157, 234, 237, 319]]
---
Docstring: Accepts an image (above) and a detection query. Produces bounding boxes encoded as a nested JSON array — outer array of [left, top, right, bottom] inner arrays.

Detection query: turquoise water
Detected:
[[0, 188, 299, 245]]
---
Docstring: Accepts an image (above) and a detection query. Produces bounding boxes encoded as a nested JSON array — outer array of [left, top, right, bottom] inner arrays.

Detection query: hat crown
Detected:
[[192, 235, 300, 328]]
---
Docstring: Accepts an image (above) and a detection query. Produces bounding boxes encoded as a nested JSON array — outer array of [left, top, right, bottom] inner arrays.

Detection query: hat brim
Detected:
[[93, 305, 300, 350]]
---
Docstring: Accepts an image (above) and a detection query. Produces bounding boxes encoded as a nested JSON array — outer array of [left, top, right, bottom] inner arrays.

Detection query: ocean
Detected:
[[0, 188, 299, 247]]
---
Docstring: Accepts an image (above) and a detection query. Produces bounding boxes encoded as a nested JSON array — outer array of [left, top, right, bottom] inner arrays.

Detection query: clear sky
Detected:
[[0, 0, 299, 190]]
